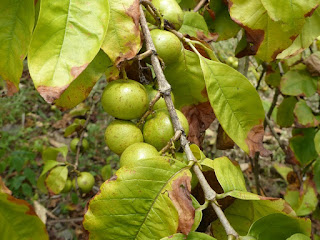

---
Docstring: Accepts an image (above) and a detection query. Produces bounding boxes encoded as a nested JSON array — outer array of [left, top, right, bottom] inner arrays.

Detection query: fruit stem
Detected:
[[139, 5, 239, 239], [159, 130, 182, 154], [140, 0, 164, 29], [137, 90, 161, 128], [193, 0, 207, 12]]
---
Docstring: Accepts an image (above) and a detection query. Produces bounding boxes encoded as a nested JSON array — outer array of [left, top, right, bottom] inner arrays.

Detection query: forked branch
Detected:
[[139, 5, 239, 238]]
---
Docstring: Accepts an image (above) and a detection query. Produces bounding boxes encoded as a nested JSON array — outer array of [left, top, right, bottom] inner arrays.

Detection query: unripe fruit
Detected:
[[101, 79, 149, 120], [152, 0, 184, 30], [105, 120, 143, 155], [70, 138, 89, 153], [120, 142, 159, 167], [145, 85, 175, 110], [73, 172, 95, 193], [150, 29, 182, 65], [61, 179, 72, 193], [143, 109, 189, 151]]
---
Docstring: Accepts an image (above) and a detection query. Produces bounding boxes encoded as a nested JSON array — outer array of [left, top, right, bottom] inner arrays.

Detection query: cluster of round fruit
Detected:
[[101, 79, 189, 168], [61, 171, 95, 194]]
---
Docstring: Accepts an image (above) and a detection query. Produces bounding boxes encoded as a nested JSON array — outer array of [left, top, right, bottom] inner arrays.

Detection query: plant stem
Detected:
[[139, 6, 239, 238], [137, 90, 161, 128], [159, 130, 182, 154], [193, 0, 207, 12]]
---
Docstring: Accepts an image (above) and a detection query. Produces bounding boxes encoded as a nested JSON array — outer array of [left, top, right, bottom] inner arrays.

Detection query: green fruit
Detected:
[[145, 85, 175, 110], [101, 79, 149, 120], [105, 120, 143, 155], [150, 29, 182, 65], [70, 138, 89, 153], [152, 0, 184, 30], [120, 142, 159, 167], [143, 109, 189, 151], [73, 172, 95, 193], [101, 165, 113, 181], [61, 179, 72, 193]]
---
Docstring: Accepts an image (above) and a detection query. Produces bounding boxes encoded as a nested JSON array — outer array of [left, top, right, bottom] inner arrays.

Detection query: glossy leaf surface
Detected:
[[0, 193, 49, 240], [0, 0, 34, 95], [84, 157, 192, 239], [101, 0, 141, 64], [28, 0, 109, 103], [200, 58, 266, 157]]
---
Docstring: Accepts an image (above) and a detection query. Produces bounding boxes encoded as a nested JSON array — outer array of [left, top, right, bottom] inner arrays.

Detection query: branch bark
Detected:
[[139, 6, 239, 238]]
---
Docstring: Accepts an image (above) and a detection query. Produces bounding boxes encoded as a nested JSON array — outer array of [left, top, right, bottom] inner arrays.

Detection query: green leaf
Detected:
[[164, 49, 207, 108], [201, 157, 247, 192], [207, 6, 240, 41], [289, 128, 318, 166], [278, 8, 320, 59], [315, 130, 320, 155], [280, 70, 319, 97], [228, 0, 303, 61], [64, 119, 86, 137], [273, 163, 292, 183], [28, 0, 109, 103], [286, 233, 310, 240], [276, 97, 298, 128], [0, 193, 49, 240], [37, 160, 64, 193], [55, 50, 112, 109], [45, 166, 68, 194], [246, 213, 311, 240], [84, 157, 192, 239], [190, 195, 202, 232], [101, 0, 141, 64], [190, 144, 206, 161], [313, 158, 320, 193], [199, 58, 267, 157], [260, 0, 318, 30], [284, 180, 318, 216], [265, 63, 281, 87], [161, 232, 217, 240], [217, 190, 260, 201], [179, 12, 211, 40], [294, 100, 320, 127], [211, 198, 296, 240], [42, 146, 68, 162], [0, 0, 34, 95]]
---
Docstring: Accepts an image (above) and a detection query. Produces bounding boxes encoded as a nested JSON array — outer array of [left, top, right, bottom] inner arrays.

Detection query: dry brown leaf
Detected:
[[168, 174, 194, 235], [216, 124, 235, 150], [181, 101, 216, 147], [0, 177, 12, 195], [245, 124, 271, 158]]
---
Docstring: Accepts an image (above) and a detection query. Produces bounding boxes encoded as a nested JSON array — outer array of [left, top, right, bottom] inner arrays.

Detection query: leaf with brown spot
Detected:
[[181, 101, 216, 147], [101, 0, 142, 65], [0, 0, 34, 96], [305, 52, 320, 77], [168, 174, 195, 235], [228, 0, 309, 61], [28, 0, 109, 103], [0, 193, 49, 239], [200, 57, 268, 157]]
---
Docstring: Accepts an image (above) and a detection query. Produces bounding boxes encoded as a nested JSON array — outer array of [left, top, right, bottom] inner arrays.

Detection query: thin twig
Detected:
[[134, 49, 153, 61], [256, 65, 266, 90], [75, 93, 100, 169], [159, 130, 182, 154], [140, 0, 164, 29], [264, 87, 280, 129], [193, 0, 207, 12], [139, 6, 239, 238], [137, 91, 161, 127], [264, 116, 286, 152]]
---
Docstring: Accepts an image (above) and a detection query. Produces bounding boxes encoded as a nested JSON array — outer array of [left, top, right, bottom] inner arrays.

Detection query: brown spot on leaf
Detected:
[[71, 63, 89, 79], [34, 0, 38, 5], [216, 124, 235, 150], [7, 195, 37, 216], [126, 0, 140, 36], [285, 147, 300, 166], [305, 4, 319, 17], [271, 48, 284, 60], [109, 175, 118, 181], [183, 36, 214, 59], [196, 31, 218, 42], [245, 123, 271, 158], [168, 174, 194, 235], [37, 85, 69, 104], [5, 81, 18, 96], [181, 101, 216, 146], [0, 177, 11, 195]]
